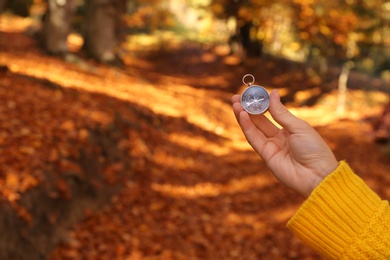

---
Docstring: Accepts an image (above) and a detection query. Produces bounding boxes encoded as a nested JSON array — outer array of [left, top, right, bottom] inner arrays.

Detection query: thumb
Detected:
[[268, 90, 307, 133]]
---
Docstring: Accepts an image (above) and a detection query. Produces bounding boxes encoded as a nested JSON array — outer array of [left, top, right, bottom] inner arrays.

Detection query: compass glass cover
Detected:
[[241, 86, 270, 115]]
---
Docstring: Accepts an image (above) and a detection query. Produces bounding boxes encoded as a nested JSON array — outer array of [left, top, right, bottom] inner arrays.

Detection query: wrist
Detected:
[[308, 159, 339, 197]]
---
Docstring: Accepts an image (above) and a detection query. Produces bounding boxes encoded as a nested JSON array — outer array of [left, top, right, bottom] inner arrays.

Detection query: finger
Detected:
[[231, 94, 241, 104], [232, 101, 244, 123], [238, 110, 266, 154], [249, 114, 280, 138], [268, 89, 308, 133]]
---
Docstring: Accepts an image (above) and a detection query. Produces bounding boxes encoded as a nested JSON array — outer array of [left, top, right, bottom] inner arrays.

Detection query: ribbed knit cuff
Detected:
[[287, 161, 382, 259]]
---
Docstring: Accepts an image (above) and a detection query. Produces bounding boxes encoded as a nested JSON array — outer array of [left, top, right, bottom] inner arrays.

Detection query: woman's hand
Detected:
[[232, 90, 338, 197]]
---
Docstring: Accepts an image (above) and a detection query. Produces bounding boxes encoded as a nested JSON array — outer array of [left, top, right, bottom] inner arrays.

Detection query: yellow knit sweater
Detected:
[[288, 161, 390, 259]]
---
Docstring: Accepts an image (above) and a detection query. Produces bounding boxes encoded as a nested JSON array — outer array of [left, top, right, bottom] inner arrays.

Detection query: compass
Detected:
[[241, 74, 270, 115]]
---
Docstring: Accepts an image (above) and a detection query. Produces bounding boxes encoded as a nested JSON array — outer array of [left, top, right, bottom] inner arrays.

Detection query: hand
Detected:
[[232, 90, 338, 197]]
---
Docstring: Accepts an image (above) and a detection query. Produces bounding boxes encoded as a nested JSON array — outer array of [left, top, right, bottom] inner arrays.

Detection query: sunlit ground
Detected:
[[0, 13, 31, 32]]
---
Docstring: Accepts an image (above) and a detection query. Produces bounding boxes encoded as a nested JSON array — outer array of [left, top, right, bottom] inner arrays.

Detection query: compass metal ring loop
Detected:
[[242, 74, 255, 86]]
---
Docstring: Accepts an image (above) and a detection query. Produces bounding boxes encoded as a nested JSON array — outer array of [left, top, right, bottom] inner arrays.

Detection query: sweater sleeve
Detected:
[[287, 161, 390, 259]]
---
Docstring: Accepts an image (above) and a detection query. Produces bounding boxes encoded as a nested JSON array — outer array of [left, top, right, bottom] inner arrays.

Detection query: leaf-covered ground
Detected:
[[1, 15, 389, 260]]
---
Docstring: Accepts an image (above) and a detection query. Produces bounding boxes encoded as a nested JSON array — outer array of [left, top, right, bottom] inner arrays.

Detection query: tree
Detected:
[[42, 0, 76, 55], [39, 0, 127, 64], [290, 0, 387, 114], [209, 0, 268, 58], [83, 0, 127, 64]]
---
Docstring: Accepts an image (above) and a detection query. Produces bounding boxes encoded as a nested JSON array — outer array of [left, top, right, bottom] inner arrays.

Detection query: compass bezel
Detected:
[[241, 85, 270, 115]]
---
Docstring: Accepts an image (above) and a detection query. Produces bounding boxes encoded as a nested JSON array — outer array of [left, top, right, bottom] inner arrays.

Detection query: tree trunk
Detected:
[[337, 34, 356, 115], [84, 0, 126, 63], [336, 63, 350, 115], [42, 0, 75, 55], [239, 22, 262, 58]]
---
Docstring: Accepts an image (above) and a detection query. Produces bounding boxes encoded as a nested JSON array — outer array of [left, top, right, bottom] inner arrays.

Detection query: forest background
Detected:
[[0, 0, 389, 259]]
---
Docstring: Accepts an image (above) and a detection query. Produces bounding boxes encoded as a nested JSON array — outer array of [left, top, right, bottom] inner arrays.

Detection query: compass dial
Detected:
[[241, 85, 270, 115]]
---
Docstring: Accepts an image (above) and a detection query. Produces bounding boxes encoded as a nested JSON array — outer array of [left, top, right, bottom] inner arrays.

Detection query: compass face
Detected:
[[241, 85, 270, 115]]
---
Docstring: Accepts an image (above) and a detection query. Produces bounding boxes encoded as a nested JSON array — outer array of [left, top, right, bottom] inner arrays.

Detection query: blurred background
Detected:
[[0, 0, 389, 259], [2, 0, 390, 73]]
